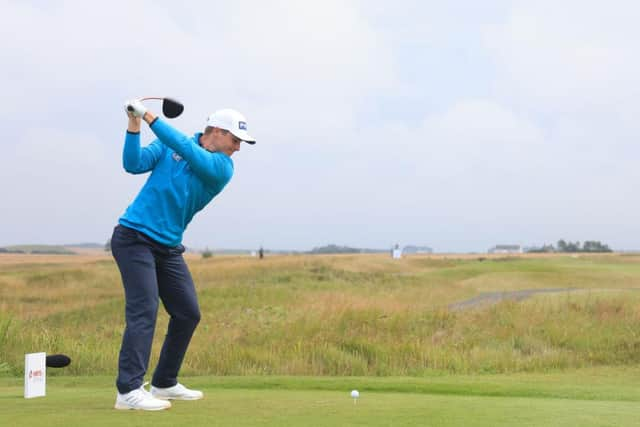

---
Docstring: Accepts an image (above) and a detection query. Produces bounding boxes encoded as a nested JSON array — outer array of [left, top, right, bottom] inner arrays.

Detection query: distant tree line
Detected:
[[527, 240, 612, 253], [309, 244, 362, 254], [0, 246, 75, 254], [0, 247, 25, 254], [307, 244, 389, 254]]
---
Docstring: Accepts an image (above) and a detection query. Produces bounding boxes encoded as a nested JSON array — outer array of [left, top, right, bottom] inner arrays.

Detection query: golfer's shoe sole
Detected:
[[152, 394, 203, 401], [151, 384, 204, 401], [114, 403, 171, 411]]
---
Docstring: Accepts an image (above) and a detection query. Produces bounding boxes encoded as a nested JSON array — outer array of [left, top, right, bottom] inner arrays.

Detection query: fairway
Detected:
[[2, 372, 639, 426]]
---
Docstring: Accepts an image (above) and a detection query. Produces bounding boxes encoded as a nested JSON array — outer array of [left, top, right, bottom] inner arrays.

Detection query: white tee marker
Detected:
[[24, 352, 46, 398]]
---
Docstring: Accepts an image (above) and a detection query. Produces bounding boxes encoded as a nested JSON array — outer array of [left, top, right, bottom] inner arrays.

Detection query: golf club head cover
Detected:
[[46, 354, 71, 368]]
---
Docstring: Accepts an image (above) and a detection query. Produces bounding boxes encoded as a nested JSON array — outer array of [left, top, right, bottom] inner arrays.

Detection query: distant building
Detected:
[[488, 245, 523, 254], [392, 244, 402, 259], [403, 245, 433, 254]]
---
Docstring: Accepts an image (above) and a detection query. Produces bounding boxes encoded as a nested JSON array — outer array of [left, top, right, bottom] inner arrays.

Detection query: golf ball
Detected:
[[351, 390, 359, 398]]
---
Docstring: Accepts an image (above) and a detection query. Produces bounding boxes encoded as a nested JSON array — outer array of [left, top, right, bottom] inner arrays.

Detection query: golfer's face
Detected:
[[220, 131, 242, 156]]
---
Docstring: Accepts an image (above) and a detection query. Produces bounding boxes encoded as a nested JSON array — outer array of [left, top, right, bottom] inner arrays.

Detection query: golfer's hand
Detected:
[[124, 99, 147, 118]]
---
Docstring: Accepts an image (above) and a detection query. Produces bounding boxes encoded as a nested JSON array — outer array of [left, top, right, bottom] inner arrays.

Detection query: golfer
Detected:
[[112, 99, 256, 411]]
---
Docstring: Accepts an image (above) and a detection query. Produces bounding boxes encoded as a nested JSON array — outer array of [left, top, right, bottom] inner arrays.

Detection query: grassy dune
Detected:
[[1, 253, 640, 377]]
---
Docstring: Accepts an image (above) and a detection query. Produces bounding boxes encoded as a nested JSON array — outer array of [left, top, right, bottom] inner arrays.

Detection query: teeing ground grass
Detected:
[[2, 370, 640, 426]]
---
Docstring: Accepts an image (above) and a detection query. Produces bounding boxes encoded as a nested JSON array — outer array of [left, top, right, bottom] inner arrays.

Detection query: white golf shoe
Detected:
[[114, 383, 172, 411], [151, 383, 204, 400]]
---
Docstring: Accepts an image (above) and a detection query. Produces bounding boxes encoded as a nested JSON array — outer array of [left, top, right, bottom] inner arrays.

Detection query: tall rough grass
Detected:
[[1, 253, 640, 377]]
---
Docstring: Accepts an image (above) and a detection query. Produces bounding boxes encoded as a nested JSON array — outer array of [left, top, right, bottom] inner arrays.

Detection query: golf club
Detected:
[[127, 96, 184, 119], [45, 354, 71, 368]]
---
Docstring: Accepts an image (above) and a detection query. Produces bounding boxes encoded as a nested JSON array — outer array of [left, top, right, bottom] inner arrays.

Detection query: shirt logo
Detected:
[[238, 121, 247, 130], [172, 152, 182, 162]]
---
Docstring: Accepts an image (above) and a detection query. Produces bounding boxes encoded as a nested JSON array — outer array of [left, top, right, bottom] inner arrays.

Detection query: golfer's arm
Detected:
[[122, 131, 163, 173], [127, 116, 141, 133], [142, 111, 157, 125], [148, 118, 233, 185]]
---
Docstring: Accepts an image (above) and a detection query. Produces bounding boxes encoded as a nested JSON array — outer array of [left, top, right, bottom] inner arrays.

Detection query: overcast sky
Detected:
[[1, 0, 639, 252]]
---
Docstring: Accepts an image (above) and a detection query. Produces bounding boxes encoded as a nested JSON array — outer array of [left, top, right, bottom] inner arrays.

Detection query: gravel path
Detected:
[[448, 288, 580, 311]]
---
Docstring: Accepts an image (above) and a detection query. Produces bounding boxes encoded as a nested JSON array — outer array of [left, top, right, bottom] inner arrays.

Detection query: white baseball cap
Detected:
[[206, 108, 256, 144]]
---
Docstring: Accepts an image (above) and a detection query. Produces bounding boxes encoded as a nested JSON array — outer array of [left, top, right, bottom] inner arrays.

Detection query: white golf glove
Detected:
[[124, 99, 147, 117]]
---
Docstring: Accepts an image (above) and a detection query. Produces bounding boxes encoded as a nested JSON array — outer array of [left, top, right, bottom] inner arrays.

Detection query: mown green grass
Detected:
[[2, 254, 640, 377], [2, 371, 640, 427]]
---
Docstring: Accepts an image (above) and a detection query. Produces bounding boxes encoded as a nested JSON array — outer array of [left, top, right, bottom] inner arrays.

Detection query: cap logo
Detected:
[[238, 121, 247, 130]]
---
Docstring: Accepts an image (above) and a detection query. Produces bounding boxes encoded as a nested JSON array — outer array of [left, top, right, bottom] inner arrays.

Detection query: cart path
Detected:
[[448, 288, 581, 311]]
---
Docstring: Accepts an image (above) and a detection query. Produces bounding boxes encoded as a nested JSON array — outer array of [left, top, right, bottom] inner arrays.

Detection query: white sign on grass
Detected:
[[24, 352, 46, 398]]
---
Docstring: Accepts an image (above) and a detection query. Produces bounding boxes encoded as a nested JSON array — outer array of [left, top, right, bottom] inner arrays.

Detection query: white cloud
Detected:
[[0, 0, 398, 247], [1, 1, 639, 251], [0, 126, 141, 244], [0, 0, 396, 136], [484, 1, 640, 113]]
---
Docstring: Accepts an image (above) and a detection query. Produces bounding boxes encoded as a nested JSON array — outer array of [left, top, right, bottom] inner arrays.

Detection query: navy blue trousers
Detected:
[[111, 225, 201, 394]]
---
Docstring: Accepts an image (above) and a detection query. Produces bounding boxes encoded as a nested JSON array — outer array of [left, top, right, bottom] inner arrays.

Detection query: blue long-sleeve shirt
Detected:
[[119, 118, 234, 246]]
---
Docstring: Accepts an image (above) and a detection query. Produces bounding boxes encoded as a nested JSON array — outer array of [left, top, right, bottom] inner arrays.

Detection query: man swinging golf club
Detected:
[[112, 98, 256, 411]]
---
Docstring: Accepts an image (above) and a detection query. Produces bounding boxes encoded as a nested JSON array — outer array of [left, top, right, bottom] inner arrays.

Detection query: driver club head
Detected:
[[162, 98, 184, 119]]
